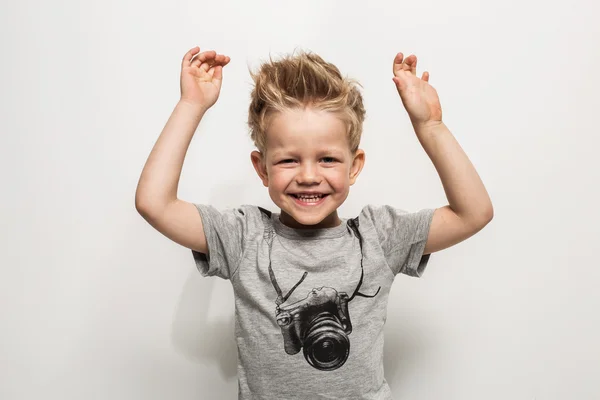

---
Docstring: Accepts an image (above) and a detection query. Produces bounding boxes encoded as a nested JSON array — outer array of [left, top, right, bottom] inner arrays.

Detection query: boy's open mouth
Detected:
[[289, 193, 329, 204]]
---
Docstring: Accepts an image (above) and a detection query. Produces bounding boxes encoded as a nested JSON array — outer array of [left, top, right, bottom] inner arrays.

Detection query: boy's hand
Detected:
[[180, 46, 231, 109], [392, 53, 442, 129]]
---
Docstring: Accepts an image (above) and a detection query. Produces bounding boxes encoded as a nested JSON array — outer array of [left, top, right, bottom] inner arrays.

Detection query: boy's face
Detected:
[[251, 107, 365, 229]]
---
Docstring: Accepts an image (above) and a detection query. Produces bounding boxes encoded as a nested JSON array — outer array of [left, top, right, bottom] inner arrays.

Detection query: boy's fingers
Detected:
[[410, 55, 417, 75], [194, 50, 218, 64], [213, 65, 223, 82], [393, 76, 405, 91], [393, 52, 404, 74], [187, 51, 230, 75], [194, 54, 230, 70], [402, 55, 412, 71], [182, 46, 200, 68], [192, 51, 228, 70], [214, 54, 228, 65]]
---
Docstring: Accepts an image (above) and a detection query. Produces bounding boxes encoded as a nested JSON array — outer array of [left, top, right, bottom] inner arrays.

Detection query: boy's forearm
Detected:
[[414, 121, 493, 225], [135, 100, 208, 211]]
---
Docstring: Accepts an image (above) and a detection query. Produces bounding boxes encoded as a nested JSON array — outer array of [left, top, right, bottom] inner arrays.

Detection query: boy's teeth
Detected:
[[293, 194, 325, 202]]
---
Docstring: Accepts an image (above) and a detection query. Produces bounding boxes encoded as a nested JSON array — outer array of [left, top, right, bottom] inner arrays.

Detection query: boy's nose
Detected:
[[296, 163, 321, 184]]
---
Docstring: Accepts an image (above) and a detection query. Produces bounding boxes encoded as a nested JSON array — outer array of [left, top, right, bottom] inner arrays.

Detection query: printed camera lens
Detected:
[[303, 313, 350, 371]]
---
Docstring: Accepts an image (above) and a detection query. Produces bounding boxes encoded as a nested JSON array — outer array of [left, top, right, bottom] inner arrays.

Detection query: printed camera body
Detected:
[[275, 287, 353, 371]]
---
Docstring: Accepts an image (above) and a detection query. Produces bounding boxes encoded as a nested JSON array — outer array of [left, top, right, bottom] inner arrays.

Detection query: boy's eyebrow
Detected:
[[269, 150, 286, 159], [318, 148, 345, 155], [271, 148, 345, 158]]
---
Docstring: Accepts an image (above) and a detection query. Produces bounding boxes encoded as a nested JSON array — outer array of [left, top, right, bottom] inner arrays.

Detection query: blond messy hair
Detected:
[[247, 49, 366, 158]]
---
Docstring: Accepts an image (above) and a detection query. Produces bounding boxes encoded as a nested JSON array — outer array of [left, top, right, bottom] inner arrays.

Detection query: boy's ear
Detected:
[[349, 149, 365, 186], [251, 150, 269, 187]]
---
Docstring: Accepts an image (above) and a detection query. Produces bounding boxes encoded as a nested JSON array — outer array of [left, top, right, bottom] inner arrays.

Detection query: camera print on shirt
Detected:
[[266, 215, 380, 371]]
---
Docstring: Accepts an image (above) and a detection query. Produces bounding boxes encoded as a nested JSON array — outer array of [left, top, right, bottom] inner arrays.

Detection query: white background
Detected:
[[2, 0, 599, 399]]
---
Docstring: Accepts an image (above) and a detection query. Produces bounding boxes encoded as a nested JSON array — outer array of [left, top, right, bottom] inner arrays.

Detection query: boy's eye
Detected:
[[278, 158, 337, 164]]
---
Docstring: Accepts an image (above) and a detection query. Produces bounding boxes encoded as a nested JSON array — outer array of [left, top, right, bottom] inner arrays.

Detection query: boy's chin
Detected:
[[279, 207, 339, 229]]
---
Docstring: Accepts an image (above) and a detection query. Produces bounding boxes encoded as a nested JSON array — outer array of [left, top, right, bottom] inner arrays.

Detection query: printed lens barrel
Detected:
[[303, 313, 350, 371]]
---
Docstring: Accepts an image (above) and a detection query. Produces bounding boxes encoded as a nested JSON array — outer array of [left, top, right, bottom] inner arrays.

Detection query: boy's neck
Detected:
[[278, 210, 342, 230]]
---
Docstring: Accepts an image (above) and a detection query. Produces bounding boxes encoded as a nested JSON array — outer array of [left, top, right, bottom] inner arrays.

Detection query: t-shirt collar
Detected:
[[271, 212, 349, 240]]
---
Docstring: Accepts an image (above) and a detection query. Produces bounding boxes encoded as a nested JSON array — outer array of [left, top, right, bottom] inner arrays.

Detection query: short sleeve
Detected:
[[191, 204, 260, 280], [359, 204, 435, 277]]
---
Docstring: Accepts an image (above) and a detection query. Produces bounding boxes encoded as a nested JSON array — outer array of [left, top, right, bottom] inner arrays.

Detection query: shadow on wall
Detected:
[[170, 271, 238, 380], [167, 182, 256, 381], [383, 309, 432, 392]]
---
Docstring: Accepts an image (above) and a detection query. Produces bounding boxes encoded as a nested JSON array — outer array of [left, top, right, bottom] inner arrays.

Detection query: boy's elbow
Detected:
[[135, 199, 151, 219], [135, 193, 158, 217], [474, 206, 494, 230], [135, 193, 177, 220], [135, 192, 148, 214], [482, 206, 494, 224]]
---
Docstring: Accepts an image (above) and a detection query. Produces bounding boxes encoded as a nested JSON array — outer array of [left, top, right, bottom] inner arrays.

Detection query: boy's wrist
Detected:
[[413, 120, 447, 139], [177, 99, 210, 116]]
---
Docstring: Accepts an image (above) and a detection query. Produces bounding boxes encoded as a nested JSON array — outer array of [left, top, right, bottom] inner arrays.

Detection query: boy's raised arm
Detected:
[[391, 52, 493, 255], [135, 46, 230, 254]]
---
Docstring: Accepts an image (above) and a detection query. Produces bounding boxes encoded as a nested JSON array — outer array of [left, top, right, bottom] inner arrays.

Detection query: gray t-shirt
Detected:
[[191, 204, 435, 400]]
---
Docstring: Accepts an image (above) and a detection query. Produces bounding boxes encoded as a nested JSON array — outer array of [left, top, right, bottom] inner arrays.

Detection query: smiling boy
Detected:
[[135, 46, 493, 399], [250, 106, 363, 230]]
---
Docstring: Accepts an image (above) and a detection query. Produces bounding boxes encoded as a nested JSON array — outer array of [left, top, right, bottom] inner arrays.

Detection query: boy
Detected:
[[135, 46, 493, 399]]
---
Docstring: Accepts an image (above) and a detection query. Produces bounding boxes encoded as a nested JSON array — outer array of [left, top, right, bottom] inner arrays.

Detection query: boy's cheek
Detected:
[[270, 172, 292, 185]]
